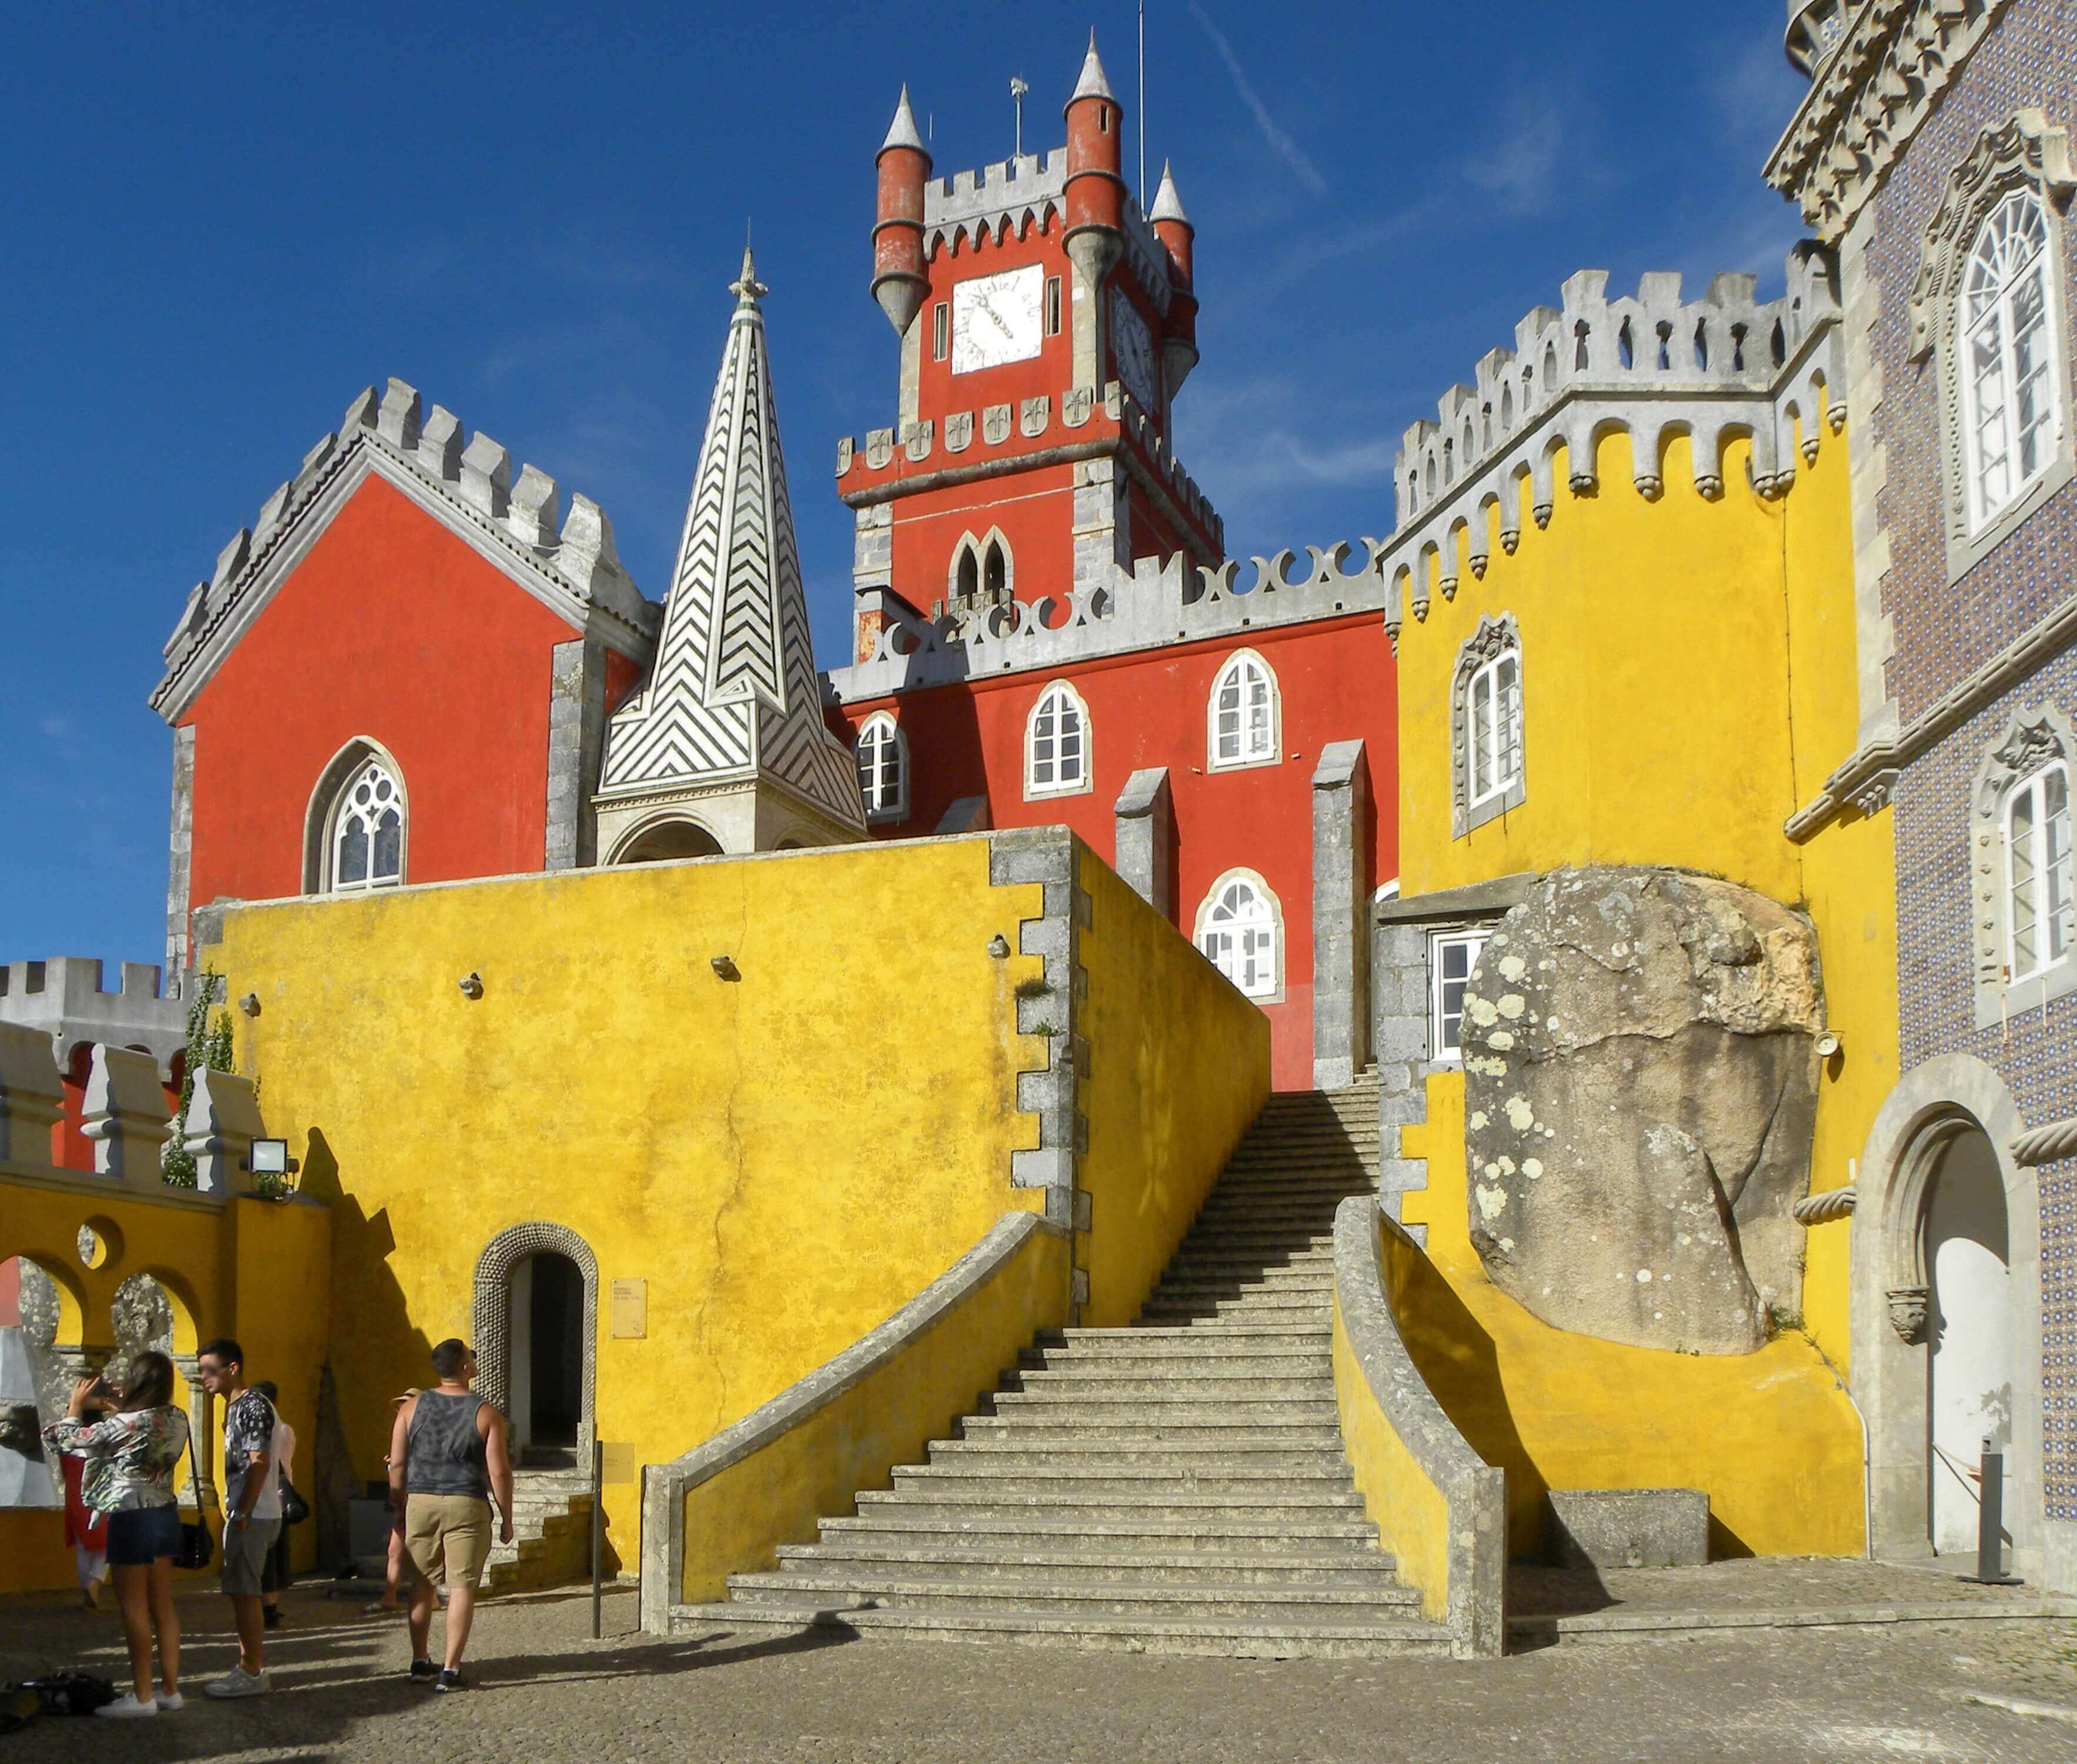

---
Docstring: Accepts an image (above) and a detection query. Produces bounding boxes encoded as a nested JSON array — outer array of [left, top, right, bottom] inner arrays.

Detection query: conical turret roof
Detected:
[[1150, 160, 1190, 226], [880, 83, 927, 156], [1068, 30, 1117, 105]]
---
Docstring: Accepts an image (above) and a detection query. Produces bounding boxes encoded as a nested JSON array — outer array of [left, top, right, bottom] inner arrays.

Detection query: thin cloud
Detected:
[[1464, 96, 1568, 214], [1187, 2, 1327, 196]]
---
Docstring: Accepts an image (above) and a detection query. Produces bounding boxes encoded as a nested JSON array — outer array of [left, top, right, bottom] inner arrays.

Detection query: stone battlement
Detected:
[[151, 377, 657, 721], [0, 958, 188, 1075]]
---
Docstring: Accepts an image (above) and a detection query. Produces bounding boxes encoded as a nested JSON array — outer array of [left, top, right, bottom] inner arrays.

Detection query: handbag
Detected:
[[280, 1481, 311, 1526], [176, 1521, 214, 1571]]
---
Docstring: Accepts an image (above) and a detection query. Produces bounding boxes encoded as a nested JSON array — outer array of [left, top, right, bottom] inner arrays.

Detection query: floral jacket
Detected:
[[42, 1405, 191, 1514]]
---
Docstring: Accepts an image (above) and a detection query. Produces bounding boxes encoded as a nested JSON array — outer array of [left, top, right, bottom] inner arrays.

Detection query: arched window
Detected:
[[1451, 616, 1525, 836], [1025, 681, 1090, 798], [955, 545, 979, 602], [2005, 759, 2072, 984], [1195, 872, 1281, 1000], [1962, 191, 2062, 531], [854, 711, 907, 823], [984, 539, 1007, 599], [1208, 650, 1278, 769], [325, 753, 405, 893]]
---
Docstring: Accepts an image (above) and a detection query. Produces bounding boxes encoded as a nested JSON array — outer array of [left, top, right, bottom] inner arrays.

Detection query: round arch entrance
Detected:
[[472, 1225, 597, 1465], [612, 819, 722, 863]]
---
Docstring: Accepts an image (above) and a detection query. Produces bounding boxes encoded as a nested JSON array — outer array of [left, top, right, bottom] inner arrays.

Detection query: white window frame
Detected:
[[2003, 759, 2072, 985], [1428, 928, 1490, 1063], [1465, 651, 1523, 811], [1961, 190, 2063, 533], [323, 753, 406, 894], [1451, 614, 1525, 836], [1969, 702, 2077, 1026], [1207, 649, 1280, 770], [854, 711, 908, 825], [303, 737, 409, 895], [1194, 870, 1283, 1001], [1025, 680, 1092, 799]]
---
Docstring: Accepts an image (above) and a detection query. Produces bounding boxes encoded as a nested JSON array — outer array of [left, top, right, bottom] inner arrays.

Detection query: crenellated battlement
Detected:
[[0, 958, 188, 1075], [151, 376, 658, 723]]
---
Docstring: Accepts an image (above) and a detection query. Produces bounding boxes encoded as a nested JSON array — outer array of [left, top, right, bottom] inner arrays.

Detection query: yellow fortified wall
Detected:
[[215, 833, 1270, 1573], [0, 1172, 331, 1593], [1398, 421, 1894, 1372]]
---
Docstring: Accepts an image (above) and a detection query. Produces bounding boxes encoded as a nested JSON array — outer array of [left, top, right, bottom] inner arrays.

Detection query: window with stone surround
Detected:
[[1428, 928, 1490, 1062], [1025, 680, 1090, 799], [1195, 871, 1281, 1001], [1451, 615, 1525, 836], [1972, 703, 2077, 1025], [854, 711, 907, 824], [1208, 650, 1279, 769], [1962, 193, 2061, 531]]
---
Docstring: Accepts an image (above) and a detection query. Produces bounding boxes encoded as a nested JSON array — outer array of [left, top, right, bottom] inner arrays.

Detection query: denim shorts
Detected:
[[105, 1504, 182, 1568]]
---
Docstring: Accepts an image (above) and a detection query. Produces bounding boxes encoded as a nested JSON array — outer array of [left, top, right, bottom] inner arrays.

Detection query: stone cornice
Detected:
[[1786, 582, 2077, 838], [1764, 0, 2011, 242]]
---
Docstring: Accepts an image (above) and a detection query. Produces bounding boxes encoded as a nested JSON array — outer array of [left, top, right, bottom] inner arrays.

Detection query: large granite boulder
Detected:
[[1461, 867, 1822, 1354]]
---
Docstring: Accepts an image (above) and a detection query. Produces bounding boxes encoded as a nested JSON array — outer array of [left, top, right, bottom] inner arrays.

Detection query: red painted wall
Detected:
[[832, 614, 1398, 1088], [181, 476, 584, 926]]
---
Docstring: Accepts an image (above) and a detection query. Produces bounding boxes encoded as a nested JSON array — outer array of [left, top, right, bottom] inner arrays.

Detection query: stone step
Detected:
[[670, 1602, 1448, 1660], [981, 1397, 1340, 1426], [1047, 1324, 1330, 1344], [926, 1439, 1351, 1472], [1136, 1302, 1332, 1325], [816, 1514, 1376, 1546], [727, 1572, 1419, 1622], [1007, 1372, 1335, 1401], [1147, 1274, 1336, 1299], [1026, 1352, 1331, 1380], [771, 1542, 1399, 1586], [853, 1489, 1365, 1524], [891, 1465, 1351, 1499]]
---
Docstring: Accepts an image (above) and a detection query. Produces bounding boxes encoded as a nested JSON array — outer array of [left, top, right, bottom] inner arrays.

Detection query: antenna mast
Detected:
[[1010, 75, 1028, 159], [1137, 1, 1147, 199]]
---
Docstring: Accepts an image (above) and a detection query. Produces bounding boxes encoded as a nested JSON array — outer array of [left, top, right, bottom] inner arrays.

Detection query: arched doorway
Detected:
[[509, 1252, 585, 1464], [1923, 1128, 2012, 1553], [614, 819, 722, 863]]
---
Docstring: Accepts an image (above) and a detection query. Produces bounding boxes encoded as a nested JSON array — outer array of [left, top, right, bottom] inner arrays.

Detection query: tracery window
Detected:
[[854, 711, 907, 824], [1962, 191, 2062, 531], [326, 756, 404, 893], [1196, 873, 1281, 1000], [1209, 650, 1278, 769], [1026, 681, 1090, 797]]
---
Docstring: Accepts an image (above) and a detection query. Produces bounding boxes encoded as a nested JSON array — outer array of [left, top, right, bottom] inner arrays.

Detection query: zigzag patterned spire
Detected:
[[595, 250, 863, 837]]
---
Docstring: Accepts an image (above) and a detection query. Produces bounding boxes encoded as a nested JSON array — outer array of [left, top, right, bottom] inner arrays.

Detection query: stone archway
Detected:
[[1853, 1055, 2043, 1573], [472, 1224, 598, 1456]]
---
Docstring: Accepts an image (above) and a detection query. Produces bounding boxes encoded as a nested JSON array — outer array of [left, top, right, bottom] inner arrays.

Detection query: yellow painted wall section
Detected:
[[1075, 848, 1273, 1327], [1331, 1294, 1452, 1623], [215, 837, 1052, 1567], [678, 1215, 1070, 1601], [1398, 1071, 1864, 1558]]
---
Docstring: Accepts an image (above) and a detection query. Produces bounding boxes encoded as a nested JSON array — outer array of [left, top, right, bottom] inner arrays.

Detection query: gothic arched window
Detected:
[[1195, 871, 1281, 1000], [1026, 681, 1090, 798], [854, 711, 908, 823], [325, 753, 405, 893], [1208, 650, 1279, 769], [1962, 191, 2061, 531]]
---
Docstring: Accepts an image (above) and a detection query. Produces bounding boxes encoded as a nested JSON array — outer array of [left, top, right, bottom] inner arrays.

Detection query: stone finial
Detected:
[[1068, 28, 1116, 105], [417, 405, 463, 480], [1112, 768, 1174, 917], [181, 1066, 266, 1197], [459, 433, 513, 519], [508, 465, 562, 547], [81, 1044, 173, 1182], [0, 1023, 64, 1167], [376, 377, 423, 450], [557, 493, 623, 594], [880, 83, 927, 155]]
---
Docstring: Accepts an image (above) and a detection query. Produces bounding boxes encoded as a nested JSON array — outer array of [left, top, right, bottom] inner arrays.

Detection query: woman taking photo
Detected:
[[41, 1352, 193, 1719]]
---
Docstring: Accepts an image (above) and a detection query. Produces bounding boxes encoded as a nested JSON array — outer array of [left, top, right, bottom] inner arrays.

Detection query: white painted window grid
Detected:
[[1196, 872, 1281, 1000], [1428, 929, 1490, 1063], [931, 302, 949, 363], [1962, 191, 2062, 532], [1025, 681, 1090, 797], [1045, 276, 1063, 337], [328, 756, 405, 893], [1208, 650, 1279, 769], [1467, 650, 1523, 808], [2005, 760, 2072, 984], [854, 711, 908, 823]]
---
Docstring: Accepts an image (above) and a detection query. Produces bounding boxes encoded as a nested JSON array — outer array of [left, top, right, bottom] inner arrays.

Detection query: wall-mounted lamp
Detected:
[[987, 934, 1011, 960], [241, 1137, 300, 1177], [458, 973, 485, 1000], [1814, 1030, 1842, 1060], [238, 993, 261, 1018], [710, 956, 740, 982]]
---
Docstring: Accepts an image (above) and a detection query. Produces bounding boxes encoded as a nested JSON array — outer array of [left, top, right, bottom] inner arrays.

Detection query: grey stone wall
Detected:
[[1310, 742, 1372, 1091]]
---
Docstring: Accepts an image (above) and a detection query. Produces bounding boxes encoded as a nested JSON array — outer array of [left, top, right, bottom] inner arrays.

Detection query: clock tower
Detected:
[[842, 34, 1220, 649]]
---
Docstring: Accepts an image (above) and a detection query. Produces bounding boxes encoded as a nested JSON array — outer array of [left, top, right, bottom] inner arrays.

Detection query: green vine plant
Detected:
[[160, 970, 235, 1190]]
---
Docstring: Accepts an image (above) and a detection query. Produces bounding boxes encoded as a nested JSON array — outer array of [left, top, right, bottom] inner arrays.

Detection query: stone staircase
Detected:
[[483, 1465, 594, 1596], [675, 1072, 1453, 1657]]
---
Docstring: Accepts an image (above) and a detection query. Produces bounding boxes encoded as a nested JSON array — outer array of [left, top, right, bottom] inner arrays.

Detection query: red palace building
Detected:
[[138, 34, 1394, 1093]]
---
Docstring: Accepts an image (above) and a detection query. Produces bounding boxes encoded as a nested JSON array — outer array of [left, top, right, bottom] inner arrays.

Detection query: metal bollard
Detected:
[[1971, 1435, 2023, 1585]]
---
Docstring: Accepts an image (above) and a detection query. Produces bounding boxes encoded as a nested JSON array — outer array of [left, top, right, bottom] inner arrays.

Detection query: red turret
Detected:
[[1150, 161, 1199, 398], [1061, 33, 1124, 284], [871, 85, 931, 335]]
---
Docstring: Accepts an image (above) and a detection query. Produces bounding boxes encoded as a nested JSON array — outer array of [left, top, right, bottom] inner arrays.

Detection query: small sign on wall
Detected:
[[610, 1278, 647, 1339], [597, 1441, 637, 1485]]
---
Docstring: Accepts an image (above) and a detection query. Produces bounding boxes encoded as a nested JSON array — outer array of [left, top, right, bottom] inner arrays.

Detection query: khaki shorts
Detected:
[[403, 1495, 492, 1589]]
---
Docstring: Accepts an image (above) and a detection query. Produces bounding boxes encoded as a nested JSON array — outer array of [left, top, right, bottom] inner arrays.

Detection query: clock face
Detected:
[[1109, 288, 1158, 410], [951, 266, 1044, 373]]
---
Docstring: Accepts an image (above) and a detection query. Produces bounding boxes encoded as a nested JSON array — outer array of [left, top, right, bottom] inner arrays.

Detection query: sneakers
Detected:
[[409, 1658, 438, 1683], [93, 1693, 158, 1719], [155, 1690, 186, 1712], [433, 1668, 467, 1693], [204, 1665, 271, 1699]]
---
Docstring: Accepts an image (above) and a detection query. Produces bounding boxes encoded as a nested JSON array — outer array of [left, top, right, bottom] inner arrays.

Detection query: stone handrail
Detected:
[[1331, 1195, 1506, 1659], [638, 1208, 1071, 1634]]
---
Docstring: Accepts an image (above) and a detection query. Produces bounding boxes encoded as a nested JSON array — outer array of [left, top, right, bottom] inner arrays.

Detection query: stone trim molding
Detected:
[[1765, 0, 2012, 242], [165, 727, 196, 977], [637, 1209, 1069, 1632], [0, 960, 186, 1077], [1111, 767, 1174, 918], [546, 637, 607, 870], [471, 1222, 600, 1451], [1331, 1197, 1505, 1658], [1969, 701, 2077, 1026], [151, 377, 656, 725], [1311, 741, 1373, 1091], [1851, 1053, 2045, 1576], [1839, 206, 1899, 749], [1450, 616, 1525, 837], [2012, 1114, 2077, 1166], [1787, 593, 2077, 837]]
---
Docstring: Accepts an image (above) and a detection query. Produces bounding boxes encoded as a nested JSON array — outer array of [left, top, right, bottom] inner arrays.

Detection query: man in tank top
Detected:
[[387, 1339, 513, 1692]]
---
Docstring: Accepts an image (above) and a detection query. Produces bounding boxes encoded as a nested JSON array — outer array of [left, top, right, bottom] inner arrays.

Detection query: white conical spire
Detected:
[[1149, 160, 1190, 226], [1069, 29, 1117, 104], [593, 255, 865, 853], [880, 83, 927, 155]]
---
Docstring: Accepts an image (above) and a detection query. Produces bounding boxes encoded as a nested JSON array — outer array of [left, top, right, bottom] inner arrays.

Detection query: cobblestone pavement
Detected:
[[2, 1583, 2074, 1762], [1509, 1555, 2069, 1616]]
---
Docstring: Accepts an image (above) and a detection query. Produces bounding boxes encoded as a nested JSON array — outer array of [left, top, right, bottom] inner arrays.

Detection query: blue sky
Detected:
[[0, 2, 1810, 968]]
